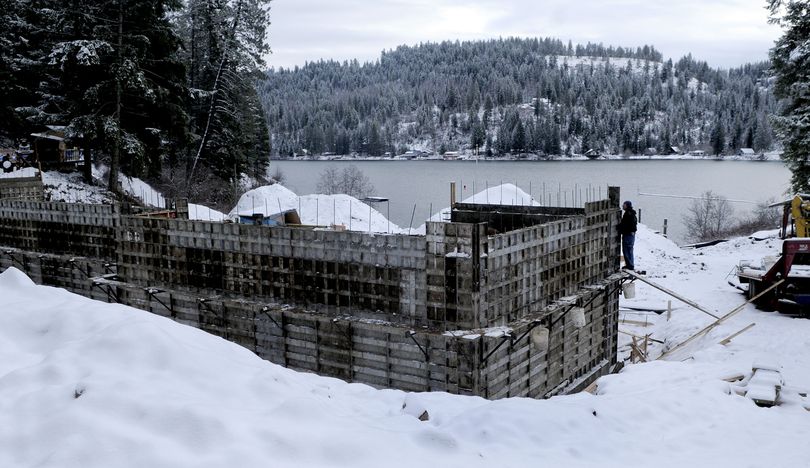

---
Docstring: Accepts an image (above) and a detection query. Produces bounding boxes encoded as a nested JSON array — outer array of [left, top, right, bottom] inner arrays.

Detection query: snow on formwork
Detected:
[[3, 219, 810, 468], [229, 184, 409, 233]]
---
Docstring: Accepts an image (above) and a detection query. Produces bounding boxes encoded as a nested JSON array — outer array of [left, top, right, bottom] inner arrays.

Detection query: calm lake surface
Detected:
[[273, 160, 791, 244]]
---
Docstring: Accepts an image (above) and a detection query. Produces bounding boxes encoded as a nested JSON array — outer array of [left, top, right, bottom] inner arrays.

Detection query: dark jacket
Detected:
[[619, 208, 637, 235]]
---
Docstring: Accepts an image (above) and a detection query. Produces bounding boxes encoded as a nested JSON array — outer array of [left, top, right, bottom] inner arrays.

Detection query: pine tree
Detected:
[[710, 120, 725, 155], [470, 122, 486, 153], [768, 0, 810, 191], [512, 120, 526, 153], [181, 0, 271, 191], [36, 0, 188, 190], [0, 0, 42, 144]]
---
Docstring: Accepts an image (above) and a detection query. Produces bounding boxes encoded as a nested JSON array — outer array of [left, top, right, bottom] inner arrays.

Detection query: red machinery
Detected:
[[737, 238, 810, 313]]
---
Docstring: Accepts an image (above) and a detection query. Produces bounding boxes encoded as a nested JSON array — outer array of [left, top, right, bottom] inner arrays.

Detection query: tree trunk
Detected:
[[108, 0, 123, 195]]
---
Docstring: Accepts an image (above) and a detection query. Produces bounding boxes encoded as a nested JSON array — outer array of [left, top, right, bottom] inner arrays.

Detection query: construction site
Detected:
[[0, 175, 623, 399]]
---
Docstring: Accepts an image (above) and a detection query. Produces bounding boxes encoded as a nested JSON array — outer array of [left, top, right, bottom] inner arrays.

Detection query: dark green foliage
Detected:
[[2, 0, 189, 190], [178, 0, 271, 190], [259, 38, 778, 157], [768, 0, 810, 191]]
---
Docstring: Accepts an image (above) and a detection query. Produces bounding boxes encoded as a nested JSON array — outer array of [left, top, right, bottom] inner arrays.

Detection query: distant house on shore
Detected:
[[584, 149, 601, 159], [688, 150, 706, 157], [737, 148, 756, 157], [666, 146, 682, 155], [443, 151, 460, 160], [399, 150, 422, 159]]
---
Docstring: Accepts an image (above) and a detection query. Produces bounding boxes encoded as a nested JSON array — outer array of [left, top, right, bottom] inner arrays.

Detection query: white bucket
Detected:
[[622, 282, 636, 299], [571, 307, 586, 329], [530, 327, 550, 352]]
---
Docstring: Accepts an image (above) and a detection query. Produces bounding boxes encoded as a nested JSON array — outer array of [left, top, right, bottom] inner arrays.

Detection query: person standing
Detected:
[[619, 200, 637, 270]]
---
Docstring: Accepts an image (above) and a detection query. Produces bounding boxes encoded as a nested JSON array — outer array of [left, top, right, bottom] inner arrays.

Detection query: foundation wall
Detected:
[[0, 190, 622, 399], [116, 216, 428, 326], [0, 201, 118, 259], [0, 248, 619, 397], [0, 176, 44, 201]]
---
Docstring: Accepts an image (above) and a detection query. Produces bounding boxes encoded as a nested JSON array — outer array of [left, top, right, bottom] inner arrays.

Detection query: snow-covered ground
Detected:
[[42, 171, 113, 204], [1, 226, 809, 467]]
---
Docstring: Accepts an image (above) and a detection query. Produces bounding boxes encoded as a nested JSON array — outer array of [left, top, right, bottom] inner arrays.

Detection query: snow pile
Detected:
[[0, 167, 39, 179], [423, 183, 539, 227], [634, 223, 686, 267], [3, 248, 810, 467], [118, 173, 165, 208], [229, 184, 408, 233], [229, 182, 544, 234], [188, 203, 227, 222], [42, 171, 113, 204]]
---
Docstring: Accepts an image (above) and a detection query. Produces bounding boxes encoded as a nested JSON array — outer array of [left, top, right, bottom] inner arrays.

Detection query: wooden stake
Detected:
[[718, 323, 756, 346]]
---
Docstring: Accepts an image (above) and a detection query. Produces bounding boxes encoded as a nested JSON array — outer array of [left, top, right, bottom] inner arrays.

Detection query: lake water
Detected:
[[272, 160, 791, 244]]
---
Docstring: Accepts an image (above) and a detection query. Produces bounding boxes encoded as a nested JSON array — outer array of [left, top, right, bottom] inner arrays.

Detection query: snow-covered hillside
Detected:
[[2, 227, 809, 468]]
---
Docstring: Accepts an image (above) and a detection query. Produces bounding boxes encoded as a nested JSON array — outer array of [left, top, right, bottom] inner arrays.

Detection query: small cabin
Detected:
[[30, 126, 87, 168], [584, 149, 601, 159], [689, 150, 707, 157], [738, 148, 756, 157]]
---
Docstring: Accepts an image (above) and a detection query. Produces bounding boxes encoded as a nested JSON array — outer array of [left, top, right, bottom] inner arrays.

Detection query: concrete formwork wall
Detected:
[[424, 221, 487, 330], [446, 192, 620, 329], [0, 192, 621, 399], [0, 177, 45, 201], [0, 248, 477, 393], [116, 216, 428, 326], [0, 247, 618, 398], [0, 250, 116, 303], [0, 201, 118, 259], [476, 282, 619, 399]]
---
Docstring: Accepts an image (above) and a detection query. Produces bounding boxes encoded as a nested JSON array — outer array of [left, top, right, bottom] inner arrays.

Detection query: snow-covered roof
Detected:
[[30, 132, 65, 141]]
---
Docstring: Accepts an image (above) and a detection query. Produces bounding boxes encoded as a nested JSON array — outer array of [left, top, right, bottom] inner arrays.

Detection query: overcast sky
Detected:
[[267, 0, 782, 69]]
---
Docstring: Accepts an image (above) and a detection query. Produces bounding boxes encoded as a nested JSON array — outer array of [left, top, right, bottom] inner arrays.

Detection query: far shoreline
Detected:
[[272, 153, 783, 163]]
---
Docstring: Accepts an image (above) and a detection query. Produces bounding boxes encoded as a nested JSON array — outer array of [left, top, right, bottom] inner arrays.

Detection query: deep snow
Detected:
[[1, 226, 809, 467]]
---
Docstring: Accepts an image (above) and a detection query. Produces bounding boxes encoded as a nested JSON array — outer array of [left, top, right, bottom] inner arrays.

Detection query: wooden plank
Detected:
[[624, 270, 719, 319], [718, 323, 756, 346], [618, 328, 665, 344]]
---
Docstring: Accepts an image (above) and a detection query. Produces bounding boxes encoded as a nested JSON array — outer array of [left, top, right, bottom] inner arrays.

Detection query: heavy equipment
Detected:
[[737, 238, 810, 314], [776, 194, 810, 239]]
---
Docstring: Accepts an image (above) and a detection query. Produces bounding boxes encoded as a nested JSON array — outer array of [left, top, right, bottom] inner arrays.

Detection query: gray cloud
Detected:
[[268, 0, 781, 69]]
